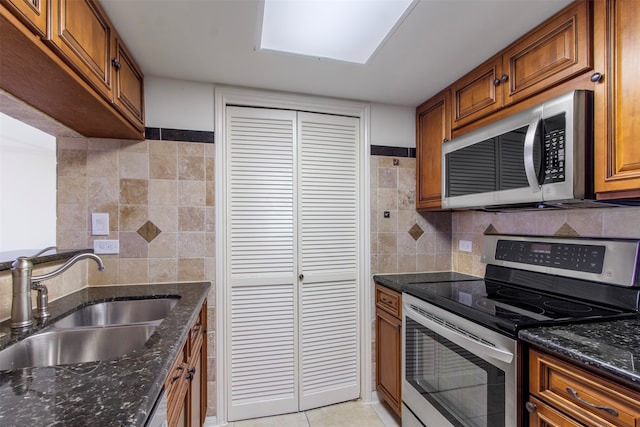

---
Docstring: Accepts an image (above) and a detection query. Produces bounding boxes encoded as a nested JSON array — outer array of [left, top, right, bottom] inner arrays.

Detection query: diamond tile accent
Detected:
[[555, 223, 580, 237], [137, 220, 162, 243], [483, 224, 500, 235], [408, 223, 424, 241]]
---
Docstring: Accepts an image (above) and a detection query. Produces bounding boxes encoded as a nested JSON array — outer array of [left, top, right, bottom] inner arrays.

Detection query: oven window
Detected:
[[405, 318, 505, 427]]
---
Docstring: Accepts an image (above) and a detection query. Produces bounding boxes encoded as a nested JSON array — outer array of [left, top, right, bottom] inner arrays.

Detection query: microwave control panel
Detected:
[[495, 240, 604, 273], [543, 129, 565, 184]]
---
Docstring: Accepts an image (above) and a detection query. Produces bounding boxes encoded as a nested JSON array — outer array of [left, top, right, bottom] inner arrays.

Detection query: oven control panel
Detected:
[[495, 240, 605, 273]]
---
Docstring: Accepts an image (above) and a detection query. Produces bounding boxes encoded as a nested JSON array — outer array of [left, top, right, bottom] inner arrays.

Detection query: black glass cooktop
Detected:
[[403, 279, 636, 337]]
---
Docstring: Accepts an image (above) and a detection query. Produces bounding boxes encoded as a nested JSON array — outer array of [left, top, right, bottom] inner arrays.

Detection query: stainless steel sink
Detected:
[[53, 297, 179, 328], [0, 324, 157, 370]]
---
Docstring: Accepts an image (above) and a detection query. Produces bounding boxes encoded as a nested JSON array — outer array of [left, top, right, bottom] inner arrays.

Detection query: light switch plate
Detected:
[[91, 213, 109, 236], [459, 239, 473, 252], [94, 240, 119, 254]]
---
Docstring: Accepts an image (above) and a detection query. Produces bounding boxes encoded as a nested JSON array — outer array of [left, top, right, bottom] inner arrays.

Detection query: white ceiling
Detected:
[[100, 0, 573, 108]]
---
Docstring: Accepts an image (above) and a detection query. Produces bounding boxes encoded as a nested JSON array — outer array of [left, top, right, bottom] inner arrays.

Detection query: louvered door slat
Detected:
[[298, 112, 360, 410], [227, 107, 298, 420]]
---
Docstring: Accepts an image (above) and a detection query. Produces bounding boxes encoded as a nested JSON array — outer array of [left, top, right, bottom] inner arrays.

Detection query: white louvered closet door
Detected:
[[226, 107, 298, 420], [297, 112, 360, 410], [226, 107, 360, 420]]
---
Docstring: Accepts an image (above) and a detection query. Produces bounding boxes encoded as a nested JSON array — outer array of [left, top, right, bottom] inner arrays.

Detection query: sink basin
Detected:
[[0, 324, 157, 370], [53, 297, 179, 328]]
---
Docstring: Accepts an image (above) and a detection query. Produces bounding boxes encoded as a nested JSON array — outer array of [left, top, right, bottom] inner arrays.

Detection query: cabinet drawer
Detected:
[[530, 349, 640, 427], [375, 284, 401, 318]]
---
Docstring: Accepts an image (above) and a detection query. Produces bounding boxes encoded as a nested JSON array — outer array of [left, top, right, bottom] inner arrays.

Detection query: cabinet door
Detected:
[[1, 0, 47, 36], [594, 0, 640, 198], [527, 397, 584, 427], [47, 0, 112, 101], [416, 89, 450, 210], [188, 351, 202, 427], [451, 56, 503, 129], [112, 35, 144, 130], [502, 0, 591, 105], [375, 308, 401, 417]]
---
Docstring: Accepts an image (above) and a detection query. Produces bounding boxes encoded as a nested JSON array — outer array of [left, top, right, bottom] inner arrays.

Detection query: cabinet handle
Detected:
[[112, 58, 122, 71], [493, 78, 501, 86], [192, 323, 202, 334], [381, 297, 393, 306], [186, 367, 196, 381], [171, 365, 184, 384], [501, 74, 509, 83], [566, 387, 619, 417], [590, 72, 603, 83], [524, 401, 537, 413]]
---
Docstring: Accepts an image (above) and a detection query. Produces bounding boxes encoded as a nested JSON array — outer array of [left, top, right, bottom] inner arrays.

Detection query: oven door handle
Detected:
[[409, 310, 514, 364]]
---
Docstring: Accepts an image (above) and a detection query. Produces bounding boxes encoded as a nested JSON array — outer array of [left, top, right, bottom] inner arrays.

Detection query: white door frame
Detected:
[[214, 86, 371, 425]]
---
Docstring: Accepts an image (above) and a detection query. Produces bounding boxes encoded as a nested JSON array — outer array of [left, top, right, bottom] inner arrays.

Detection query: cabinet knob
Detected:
[[501, 74, 509, 83], [299, 274, 304, 280], [112, 58, 122, 71], [443, 138, 449, 143], [524, 401, 537, 413], [590, 72, 603, 83], [493, 78, 501, 86]]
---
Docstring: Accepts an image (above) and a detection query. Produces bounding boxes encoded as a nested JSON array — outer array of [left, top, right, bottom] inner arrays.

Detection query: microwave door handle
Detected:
[[407, 307, 514, 364], [524, 114, 542, 193]]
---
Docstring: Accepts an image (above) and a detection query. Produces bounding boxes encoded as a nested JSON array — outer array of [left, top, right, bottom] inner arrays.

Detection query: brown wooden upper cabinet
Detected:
[[416, 89, 450, 211], [451, 0, 591, 129], [113, 35, 145, 131], [47, 0, 113, 102], [0, 0, 144, 138], [593, 0, 640, 200], [1, 0, 47, 36]]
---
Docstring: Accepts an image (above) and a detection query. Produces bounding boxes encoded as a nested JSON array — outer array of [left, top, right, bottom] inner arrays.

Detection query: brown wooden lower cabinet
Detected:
[[528, 348, 640, 427], [166, 301, 208, 427], [375, 284, 402, 418]]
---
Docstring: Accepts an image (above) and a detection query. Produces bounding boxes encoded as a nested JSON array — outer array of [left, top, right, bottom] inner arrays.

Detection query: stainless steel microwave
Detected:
[[442, 90, 594, 210]]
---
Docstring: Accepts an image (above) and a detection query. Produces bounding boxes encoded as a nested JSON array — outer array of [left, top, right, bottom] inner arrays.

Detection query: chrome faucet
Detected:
[[10, 248, 105, 331]]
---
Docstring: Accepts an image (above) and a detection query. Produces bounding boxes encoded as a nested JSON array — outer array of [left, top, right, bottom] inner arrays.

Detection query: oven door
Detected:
[[402, 293, 517, 427]]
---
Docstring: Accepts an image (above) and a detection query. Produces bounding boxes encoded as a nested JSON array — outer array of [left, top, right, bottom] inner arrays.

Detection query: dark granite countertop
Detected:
[[0, 248, 92, 271], [0, 282, 210, 426], [373, 271, 481, 293], [519, 318, 640, 390]]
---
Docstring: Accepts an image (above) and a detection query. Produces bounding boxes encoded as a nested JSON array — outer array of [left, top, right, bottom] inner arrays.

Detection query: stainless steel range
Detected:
[[401, 234, 640, 427]]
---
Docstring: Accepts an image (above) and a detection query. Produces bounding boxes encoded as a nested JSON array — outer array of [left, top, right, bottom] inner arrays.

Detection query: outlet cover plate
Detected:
[[94, 240, 119, 254]]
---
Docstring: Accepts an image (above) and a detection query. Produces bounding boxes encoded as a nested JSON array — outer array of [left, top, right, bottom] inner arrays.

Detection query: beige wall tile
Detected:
[[149, 206, 178, 233], [149, 258, 178, 282], [378, 188, 398, 211], [149, 140, 177, 155], [120, 152, 149, 179], [150, 154, 178, 180], [178, 181, 206, 207], [178, 141, 205, 156], [119, 179, 148, 204], [120, 140, 148, 153], [87, 149, 119, 177], [206, 157, 214, 182], [178, 258, 205, 281], [603, 207, 640, 238], [88, 138, 120, 152], [118, 259, 149, 284], [178, 156, 205, 181], [149, 180, 178, 206], [58, 149, 87, 177], [378, 168, 397, 188], [206, 181, 215, 207], [88, 177, 119, 205], [178, 233, 206, 258], [89, 257, 119, 285], [119, 232, 149, 258], [58, 176, 87, 204], [58, 203, 87, 231], [148, 232, 178, 258], [119, 205, 148, 231], [179, 207, 206, 232]]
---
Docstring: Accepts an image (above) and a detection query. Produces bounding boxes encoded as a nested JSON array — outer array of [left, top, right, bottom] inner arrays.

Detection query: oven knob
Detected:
[[525, 401, 537, 413]]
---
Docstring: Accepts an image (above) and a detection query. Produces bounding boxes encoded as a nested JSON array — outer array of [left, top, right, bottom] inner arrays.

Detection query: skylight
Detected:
[[259, 0, 416, 64]]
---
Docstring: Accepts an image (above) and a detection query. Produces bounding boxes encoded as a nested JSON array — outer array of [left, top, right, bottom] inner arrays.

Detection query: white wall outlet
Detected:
[[94, 239, 119, 254], [91, 213, 109, 236], [459, 239, 473, 253]]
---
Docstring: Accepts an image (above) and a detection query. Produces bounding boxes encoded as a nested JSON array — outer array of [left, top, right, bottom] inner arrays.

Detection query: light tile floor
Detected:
[[228, 400, 400, 427]]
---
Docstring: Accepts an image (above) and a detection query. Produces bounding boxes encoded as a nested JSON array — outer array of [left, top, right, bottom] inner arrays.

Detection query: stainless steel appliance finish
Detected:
[[403, 293, 516, 427], [401, 234, 640, 427], [442, 90, 593, 210]]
